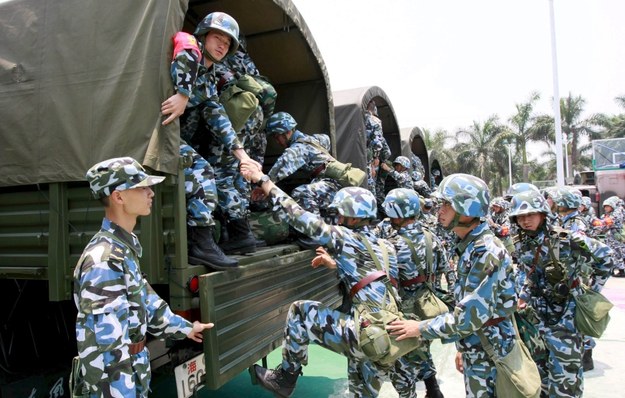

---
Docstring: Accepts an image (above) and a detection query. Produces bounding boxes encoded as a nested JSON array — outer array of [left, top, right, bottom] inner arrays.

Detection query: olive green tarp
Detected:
[[333, 86, 402, 173], [0, 0, 333, 187]]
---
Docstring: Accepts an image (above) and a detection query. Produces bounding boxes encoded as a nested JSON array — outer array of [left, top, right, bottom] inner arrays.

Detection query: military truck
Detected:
[[592, 137, 625, 213], [401, 126, 445, 188], [0, 1, 341, 396]]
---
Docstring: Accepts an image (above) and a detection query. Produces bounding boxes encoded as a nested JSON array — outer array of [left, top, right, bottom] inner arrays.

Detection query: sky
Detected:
[[292, 0, 625, 160]]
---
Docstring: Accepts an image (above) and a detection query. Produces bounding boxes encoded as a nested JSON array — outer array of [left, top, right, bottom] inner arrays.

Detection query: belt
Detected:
[[217, 71, 237, 92], [128, 337, 146, 355], [350, 270, 387, 299], [483, 317, 505, 327], [400, 274, 435, 287], [311, 164, 326, 178]]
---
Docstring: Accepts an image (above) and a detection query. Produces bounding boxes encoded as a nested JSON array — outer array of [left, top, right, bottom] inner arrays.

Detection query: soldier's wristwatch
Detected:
[[257, 175, 271, 186]]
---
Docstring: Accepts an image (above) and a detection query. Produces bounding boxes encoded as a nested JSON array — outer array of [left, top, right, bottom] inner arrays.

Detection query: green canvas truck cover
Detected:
[[0, 0, 334, 187]]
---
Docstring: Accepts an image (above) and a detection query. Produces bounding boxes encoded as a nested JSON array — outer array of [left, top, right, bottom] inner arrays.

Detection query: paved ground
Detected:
[[152, 276, 625, 397]]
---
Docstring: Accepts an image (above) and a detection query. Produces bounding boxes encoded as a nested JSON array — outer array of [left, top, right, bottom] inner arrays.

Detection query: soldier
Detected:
[[364, 100, 392, 203], [241, 160, 421, 398], [487, 196, 514, 254], [380, 188, 448, 398], [408, 153, 426, 187], [73, 157, 213, 397], [554, 186, 589, 234], [509, 189, 613, 395], [599, 196, 625, 277], [579, 196, 596, 232], [380, 156, 414, 191], [386, 173, 518, 398], [161, 12, 262, 257], [260, 112, 342, 218]]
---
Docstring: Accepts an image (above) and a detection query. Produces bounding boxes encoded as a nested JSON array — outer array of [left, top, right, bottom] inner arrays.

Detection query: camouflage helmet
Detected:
[[383, 188, 421, 218], [581, 196, 592, 208], [490, 196, 508, 209], [434, 173, 490, 218], [553, 186, 582, 209], [392, 156, 411, 169], [265, 112, 297, 136], [194, 12, 240, 57], [509, 189, 551, 221], [86, 157, 165, 199], [603, 195, 621, 210], [328, 187, 377, 219], [504, 182, 540, 200]]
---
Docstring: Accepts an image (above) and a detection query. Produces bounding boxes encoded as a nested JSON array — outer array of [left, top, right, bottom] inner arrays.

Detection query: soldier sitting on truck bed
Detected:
[[72, 157, 213, 398], [255, 112, 342, 220], [161, 11, 263, 259]]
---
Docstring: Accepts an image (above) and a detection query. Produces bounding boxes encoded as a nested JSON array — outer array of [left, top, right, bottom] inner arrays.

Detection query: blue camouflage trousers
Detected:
[[240, 106, 266, 165], [180, 144, 216, 227], [281, 300, 413, 398], [83, 350, 151, 398], [534, 300, 584, 397], [460, 349, 497, 398], [291, 178, 342, 216]]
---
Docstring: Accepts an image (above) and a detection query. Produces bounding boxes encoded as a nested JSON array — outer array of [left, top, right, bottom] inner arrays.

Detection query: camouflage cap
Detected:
[[329, 187, 377, 219], [509, 189, 551, 220], [435, 173, 490, 217], [554, 186, 582, 209], [383, 188, 421, 218], [86, 157, 165, 199], [392, 156, 411, 169], [265, 112, 297, 136]]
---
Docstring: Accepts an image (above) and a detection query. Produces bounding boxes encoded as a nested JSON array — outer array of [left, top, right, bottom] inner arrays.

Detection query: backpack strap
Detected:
[[399, 229, 434, 281]]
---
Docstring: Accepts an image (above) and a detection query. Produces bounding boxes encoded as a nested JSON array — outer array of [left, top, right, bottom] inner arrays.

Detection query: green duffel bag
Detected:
[[355, 305, 422, 366], [248, 209, 290, 245], [323, 160, 366, 187], [574, 285, 613, 338], [401, 285, 449, 320], [219, 83, 259, 132]]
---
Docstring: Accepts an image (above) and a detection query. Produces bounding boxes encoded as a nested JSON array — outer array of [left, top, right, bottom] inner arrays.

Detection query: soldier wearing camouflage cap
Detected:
[[73, 157, 214, 397], [599, 196, 625, 278], [387, 173, 518, 398], [364, 99, 392, 203], [553, 186, 589, 234], [241, 161, 421, 398], [509, 188, 614, 392], [162, 11, 263, 259]]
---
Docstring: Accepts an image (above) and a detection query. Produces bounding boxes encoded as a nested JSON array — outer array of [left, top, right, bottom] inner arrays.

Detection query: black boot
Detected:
[[249, 365, 300, 398], [424, 375, 444, 398], [582, 349, 594, 371], [220, 218, 257, 255], [188, 226, 238, 270]]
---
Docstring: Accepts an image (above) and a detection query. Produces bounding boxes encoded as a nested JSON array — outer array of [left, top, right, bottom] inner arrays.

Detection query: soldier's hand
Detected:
[[251, 187, 267, 201], [386, 319, 422, 340], [161, 92, 189, 125], [455, 351, 464, 373], [517, 298, 527, 310], [312, 247, 336, 269], [187, 321, 214, 343]]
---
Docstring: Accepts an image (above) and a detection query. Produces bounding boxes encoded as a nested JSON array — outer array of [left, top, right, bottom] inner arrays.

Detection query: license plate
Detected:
[[174, 353, 206, 398]]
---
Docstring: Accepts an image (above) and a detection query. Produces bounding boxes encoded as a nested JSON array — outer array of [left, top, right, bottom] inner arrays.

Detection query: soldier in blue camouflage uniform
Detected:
[[364, 100, 392, 201], [380, 188, 448, 398], [579, 196, 596, 234], [487, 196, 514, 254], [599, 196, 625, 277], [73, 158, 213, 397], [161, 12, 262, 256], [409, 153, 426, 187], [554, 186, 589, 234], [387, 174, 518, 398], [380, 156, 414, 192], [242, 162, 421, 397], [261, 112, 342, 217], [509, 189, 614, 396]]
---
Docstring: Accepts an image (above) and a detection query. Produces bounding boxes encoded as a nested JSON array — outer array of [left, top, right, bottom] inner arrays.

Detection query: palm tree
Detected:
[[422, 128, 457, 173], [453, 115, 507, 185], [529, 93, 597, 177], [593, 95, 625, 138], [508, 91, 541, 180]]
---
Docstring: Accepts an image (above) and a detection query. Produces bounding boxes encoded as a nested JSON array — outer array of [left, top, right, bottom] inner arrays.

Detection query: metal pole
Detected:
[[549, 0, 565, 187], [564, 136, 569, 179], [508, 144, 513, 188]]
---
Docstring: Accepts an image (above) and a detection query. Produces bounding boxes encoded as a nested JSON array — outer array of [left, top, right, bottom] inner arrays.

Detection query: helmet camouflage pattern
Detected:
[[194, 12, 240, 57], [581, 196, 592, 207], [553, 186, 582, 209], [86, 157, 165, 199], [329, 187, 377, 219], [504, 182, 540, 200], [265, 112, 297, 136], [392, 156, 411, 169], [509, 189, 551, 220], [603, 195, 621, 210], [490, 196, 508, 209], [383, 188, 421, 218], [434, 173, 490, 217]]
